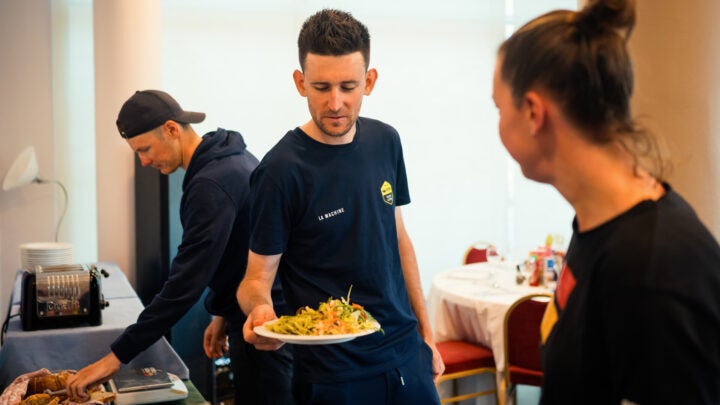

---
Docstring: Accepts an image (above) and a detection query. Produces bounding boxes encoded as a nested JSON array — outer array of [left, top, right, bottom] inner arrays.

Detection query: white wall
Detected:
[[93, 0, 162, 286], [51, 0, 98, 275], [0, 0, 55, 331]]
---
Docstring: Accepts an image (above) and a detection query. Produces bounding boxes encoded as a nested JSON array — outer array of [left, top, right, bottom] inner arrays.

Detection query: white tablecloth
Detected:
[[429, 262, 549, 392]]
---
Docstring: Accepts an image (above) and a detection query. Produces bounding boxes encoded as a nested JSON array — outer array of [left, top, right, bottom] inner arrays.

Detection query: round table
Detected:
[[428, 261, 550, 396]]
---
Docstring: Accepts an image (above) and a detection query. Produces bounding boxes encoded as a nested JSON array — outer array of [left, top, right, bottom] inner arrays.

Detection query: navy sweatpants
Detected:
[[292, 342, 440, 405], [229, 334, 294, 404]]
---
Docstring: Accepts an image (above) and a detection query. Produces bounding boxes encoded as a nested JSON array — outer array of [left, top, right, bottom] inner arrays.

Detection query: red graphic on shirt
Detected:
[[555, 262, 576, 311], [541, 262, 577, 343]]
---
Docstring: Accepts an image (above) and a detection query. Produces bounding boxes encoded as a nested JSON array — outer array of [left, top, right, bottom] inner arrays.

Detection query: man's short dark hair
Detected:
[[297, 9, 371, 70]]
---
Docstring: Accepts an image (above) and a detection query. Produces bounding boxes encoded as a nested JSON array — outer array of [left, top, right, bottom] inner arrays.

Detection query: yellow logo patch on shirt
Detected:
[[381, 181, 394, 205], [541, 299, 558, 345]]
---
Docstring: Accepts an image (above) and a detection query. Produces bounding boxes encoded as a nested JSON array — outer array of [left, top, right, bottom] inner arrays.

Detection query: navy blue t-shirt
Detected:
[[249, 117, 420, 383]]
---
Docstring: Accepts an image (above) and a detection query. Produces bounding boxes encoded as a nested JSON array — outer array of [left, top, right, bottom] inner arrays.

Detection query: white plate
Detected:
[[254, 319, 381, 345], [20, 242, 74, 250]]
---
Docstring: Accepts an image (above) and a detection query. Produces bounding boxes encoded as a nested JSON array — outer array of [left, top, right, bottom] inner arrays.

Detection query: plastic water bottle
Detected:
[[544, 258, 557, 290]]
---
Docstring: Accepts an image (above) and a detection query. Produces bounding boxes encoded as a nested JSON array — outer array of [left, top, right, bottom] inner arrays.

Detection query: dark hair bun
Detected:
[[574, 0, 636, 40]]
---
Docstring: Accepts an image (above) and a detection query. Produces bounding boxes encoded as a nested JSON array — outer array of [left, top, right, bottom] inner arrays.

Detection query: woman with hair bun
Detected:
[[492, 0, 720, 403]]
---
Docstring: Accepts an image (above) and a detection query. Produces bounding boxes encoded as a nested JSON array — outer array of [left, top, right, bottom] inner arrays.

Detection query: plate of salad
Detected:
[[254, 287, 382, 345]]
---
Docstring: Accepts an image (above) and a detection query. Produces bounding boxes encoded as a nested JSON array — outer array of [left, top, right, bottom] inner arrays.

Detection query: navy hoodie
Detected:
[[111, 128, 283, 363]]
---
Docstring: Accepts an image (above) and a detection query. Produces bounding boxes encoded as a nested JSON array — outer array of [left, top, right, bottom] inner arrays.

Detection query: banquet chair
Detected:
[[462, 241, 496, 264], [502, 293, 553, 405], [436, 340, 498, 404]]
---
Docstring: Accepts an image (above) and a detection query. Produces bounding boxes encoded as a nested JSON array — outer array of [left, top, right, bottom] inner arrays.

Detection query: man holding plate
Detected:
[[237, 8, 443, 404]]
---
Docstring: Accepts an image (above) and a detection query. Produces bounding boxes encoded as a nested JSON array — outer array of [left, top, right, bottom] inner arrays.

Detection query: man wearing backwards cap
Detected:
[[66, 90, 293, 404]]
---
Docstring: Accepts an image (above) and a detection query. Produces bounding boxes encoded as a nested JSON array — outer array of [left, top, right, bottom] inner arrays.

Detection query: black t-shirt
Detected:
[[541, 185, 720, 404], [249, 117, 420, 383]]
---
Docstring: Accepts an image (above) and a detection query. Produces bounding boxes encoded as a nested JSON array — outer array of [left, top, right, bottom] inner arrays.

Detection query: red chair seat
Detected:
[[436, 340, 497, 404], [437, 340, 495, 374]]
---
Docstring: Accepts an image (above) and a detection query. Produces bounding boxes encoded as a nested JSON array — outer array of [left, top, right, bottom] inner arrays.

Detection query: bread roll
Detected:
[[19, 370, 114, 405], [26, 371, 73, 396], [19, 393, 59, 405], [89, 390, 116, 404]]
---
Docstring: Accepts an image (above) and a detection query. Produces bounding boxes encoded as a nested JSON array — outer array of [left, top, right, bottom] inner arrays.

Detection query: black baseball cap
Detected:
[[116, 90, 206, 138]]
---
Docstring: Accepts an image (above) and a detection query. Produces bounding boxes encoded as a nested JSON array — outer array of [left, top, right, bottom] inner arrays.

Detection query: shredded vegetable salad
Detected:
[[267, 286, 381, 336]]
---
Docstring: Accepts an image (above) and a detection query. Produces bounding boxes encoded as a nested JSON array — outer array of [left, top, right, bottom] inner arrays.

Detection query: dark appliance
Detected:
[[21, 263, 105, 330]]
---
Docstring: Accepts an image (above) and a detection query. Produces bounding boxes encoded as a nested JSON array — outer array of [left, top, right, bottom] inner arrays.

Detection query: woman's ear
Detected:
[[524, 91, 547, 137]]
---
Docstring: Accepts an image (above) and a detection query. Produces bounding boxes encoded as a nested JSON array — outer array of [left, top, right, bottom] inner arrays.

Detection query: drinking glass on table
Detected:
[[486, 245, 503, 288], [486, 245, 503, 264]]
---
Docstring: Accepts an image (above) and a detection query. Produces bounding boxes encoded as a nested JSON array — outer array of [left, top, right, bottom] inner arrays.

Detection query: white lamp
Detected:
[[3, 146, 68, 242]]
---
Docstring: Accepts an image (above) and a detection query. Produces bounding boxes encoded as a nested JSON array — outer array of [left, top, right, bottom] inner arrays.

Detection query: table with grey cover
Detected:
[[0, 262, 189, 390]]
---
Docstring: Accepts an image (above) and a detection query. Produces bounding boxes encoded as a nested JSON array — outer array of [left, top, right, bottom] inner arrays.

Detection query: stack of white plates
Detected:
[[20, 242, 74, 270]]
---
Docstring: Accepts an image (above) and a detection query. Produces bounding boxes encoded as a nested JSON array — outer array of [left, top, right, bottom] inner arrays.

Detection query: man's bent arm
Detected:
[[395, 207, 445, 381], [237, 251, 285, 350], [237, 250, 281, 314]]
